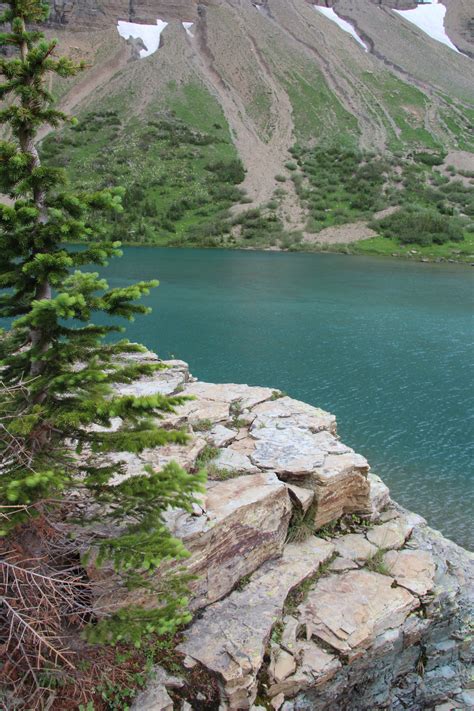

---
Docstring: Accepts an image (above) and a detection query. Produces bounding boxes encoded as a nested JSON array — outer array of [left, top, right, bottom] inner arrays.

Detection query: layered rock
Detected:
[[177, 537, 335, 709], [90, 355, 472, 711], [166, 472, 292, 609], [46, 0, 199, 27]]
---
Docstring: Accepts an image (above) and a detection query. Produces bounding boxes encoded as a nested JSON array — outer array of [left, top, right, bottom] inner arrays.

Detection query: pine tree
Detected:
[[0, 0, 204, 663]]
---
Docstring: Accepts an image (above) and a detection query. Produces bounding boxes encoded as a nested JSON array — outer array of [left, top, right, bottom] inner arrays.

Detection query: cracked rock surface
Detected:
[[100, 356, 472, 710]]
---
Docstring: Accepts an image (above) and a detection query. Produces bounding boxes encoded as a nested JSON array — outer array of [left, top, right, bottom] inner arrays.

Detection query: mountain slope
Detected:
[[38, 0, 474, 256]]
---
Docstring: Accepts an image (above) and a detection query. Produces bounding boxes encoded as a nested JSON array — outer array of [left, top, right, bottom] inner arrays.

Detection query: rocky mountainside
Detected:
[[35, 0, 473, 252], [84, 354, 473, 711]]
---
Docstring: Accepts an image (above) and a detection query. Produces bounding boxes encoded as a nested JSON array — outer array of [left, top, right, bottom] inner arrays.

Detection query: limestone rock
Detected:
[[312, 453, 371, 528], [168, 472, 292, 608], [280, 615, 299, 654], [286, 483, 315, 513], [269, 646, 297, 683], [251, 397, 336, 434], [383, 549, 436, 595], [130, 683, 173, 711], [297, 640, 341, 684], [93, 472, 291, 613], [229, 435, 257, 457], [328, 556, 359, 572], [271, 693, 285, 710], [368, 472, 391, 518], [177, 537, 335, 709], [141, 437, 207, 473], [251, 426, 326, 474], [267, 670, 312, 700], [266, 639, 341, 700], [333, 533, 378, 562], [299, 570, 418, 659], [214, 447, 259, 474], [208, 424, 237, 448], [184, 381, 274, 410], [174, 397, 230, 426], [115, 357, 189, 397], [367, 516, 414, 550], [249, 423, 370, 528]]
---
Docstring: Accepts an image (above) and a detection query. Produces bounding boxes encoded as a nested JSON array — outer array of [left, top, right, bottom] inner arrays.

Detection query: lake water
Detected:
[[98, 247, 474, 549]]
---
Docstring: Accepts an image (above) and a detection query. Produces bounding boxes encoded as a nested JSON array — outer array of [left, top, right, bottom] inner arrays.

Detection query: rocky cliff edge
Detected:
[[84, 353, 473, 711]]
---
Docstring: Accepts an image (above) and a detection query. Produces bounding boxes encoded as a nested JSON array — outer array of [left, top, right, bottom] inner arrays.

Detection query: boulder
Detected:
[[298, 570, 418, 660], [130, 684, 173, 711], [249, 427, 371, 527], [90, 472, 292, 613], [268, 641, 340, 699], [297, 640, 341, 685], [250, 426, 327, 474], [177, 537, 335, 709]]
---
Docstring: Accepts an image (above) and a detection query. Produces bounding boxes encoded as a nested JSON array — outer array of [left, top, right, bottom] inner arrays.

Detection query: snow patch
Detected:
[[314, 5, 368, 51], [393, 0, 460, 54], [117, 19, 168, 58], [182, 22, 194, 37]]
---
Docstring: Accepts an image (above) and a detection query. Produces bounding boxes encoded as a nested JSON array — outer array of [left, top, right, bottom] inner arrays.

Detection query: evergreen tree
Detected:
[[0, 0, 204, 658]]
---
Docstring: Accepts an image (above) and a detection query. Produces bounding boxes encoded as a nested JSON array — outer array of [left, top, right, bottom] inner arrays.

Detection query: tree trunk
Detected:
[[19, 24, 51, 379]]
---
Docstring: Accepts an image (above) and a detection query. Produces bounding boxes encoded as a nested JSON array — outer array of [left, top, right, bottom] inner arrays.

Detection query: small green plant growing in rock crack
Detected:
[[195, 445, 220, 468], [234, 573, 252, 591], [365, 548, 391, 576], [286, 503, 317, 543], [350, 513, 374, 530], [270, 621, 284, 645], [284, 555, 337, 616], [230, 399, 243, 416], [230, 399, 248, 428], [270, 390, 286, 401], [192, 418, 214, 432], [206, 465, 246, 481], [316, 520, 339, 539]]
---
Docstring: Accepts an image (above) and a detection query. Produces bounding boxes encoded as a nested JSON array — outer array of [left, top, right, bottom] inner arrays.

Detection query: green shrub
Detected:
[[205, 159, 245, 184], [413, 151, 446, 166], [375, 206, 465, 245]]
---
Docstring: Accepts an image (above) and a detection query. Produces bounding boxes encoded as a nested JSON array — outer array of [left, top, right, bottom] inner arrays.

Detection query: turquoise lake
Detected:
[[97, 247, 474, 549]]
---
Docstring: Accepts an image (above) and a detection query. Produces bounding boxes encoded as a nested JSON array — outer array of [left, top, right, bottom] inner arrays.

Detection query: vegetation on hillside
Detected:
[[40, 82, 247, 246], [40, 106, 474, 260], [289, 145, 474, 259], [0, 2, 204, 708]]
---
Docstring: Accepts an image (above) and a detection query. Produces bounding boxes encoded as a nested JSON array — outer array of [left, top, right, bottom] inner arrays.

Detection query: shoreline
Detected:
[[68, 240, 474, 266]]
